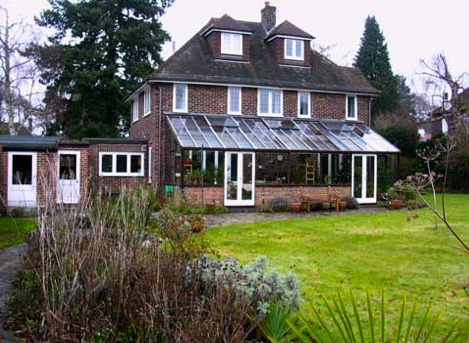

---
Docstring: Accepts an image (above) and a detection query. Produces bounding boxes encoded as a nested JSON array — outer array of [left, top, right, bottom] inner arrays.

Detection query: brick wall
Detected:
[[88, 143, 148, 194], [189, 85, 227, 114], [183, 184, 351, 208], [241, 88, 257, 115], [312, 94, 369, 123]]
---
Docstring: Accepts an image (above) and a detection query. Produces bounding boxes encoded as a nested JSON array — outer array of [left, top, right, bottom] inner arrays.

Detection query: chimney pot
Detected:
[[261, 2, 276, 33]]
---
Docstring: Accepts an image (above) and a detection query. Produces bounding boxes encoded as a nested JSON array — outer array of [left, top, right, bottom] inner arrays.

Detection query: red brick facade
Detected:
[[183, 185, 351, 207]]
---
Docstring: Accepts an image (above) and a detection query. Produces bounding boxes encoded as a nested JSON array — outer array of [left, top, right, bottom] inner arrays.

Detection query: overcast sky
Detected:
[[4, 0, 469, 98]]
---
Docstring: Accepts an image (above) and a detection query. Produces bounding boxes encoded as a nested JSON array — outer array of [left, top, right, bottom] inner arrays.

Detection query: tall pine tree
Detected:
[[354, 16, 399, 117], [33, 0, 173, 139]]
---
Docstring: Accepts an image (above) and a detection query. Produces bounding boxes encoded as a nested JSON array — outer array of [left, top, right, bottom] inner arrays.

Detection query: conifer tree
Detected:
[[32, 0, 174, 138], [354, 16, 399, 117]]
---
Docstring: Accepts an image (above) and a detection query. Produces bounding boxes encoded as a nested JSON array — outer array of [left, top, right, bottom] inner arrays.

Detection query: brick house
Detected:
[[126, 2, 399, 208]]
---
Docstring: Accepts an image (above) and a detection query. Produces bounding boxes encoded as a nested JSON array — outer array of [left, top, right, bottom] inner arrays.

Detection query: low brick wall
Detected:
[[183, 185, 351, 208]]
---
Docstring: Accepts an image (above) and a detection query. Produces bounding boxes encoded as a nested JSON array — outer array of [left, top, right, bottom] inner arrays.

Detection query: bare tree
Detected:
[[419, 53, 468, 128], [0, 5, 43, 135]]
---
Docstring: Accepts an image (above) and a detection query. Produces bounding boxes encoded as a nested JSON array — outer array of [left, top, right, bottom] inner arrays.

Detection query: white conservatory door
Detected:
[[351, 154, 377, 204], [224, 152, 255, 206]]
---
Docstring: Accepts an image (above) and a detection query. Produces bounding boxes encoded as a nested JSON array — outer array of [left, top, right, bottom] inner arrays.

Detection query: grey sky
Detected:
[[4, 0, 469, 98]]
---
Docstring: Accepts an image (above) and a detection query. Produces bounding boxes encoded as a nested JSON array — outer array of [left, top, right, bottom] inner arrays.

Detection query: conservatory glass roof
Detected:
[[166, 114, 400, 153]]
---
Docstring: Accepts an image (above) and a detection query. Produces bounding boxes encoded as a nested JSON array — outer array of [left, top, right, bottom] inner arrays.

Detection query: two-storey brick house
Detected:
[[126, 2, 399, 207]]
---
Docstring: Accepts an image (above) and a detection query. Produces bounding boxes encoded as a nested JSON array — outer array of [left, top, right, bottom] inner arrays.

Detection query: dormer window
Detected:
[[284, 39, 304, 60], [221, 32, 242, 55]]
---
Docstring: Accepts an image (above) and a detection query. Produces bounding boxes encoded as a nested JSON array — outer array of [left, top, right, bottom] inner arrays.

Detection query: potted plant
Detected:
[[290, 201, 302, 213], [205, 200, 216, 213]]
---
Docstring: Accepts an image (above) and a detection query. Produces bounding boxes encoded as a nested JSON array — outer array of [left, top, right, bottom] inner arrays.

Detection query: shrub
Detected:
[[341, 195, 360, 209]]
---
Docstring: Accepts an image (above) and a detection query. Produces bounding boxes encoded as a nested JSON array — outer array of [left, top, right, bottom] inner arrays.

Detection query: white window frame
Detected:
[[143, 89, 151, 116], [221, 32, 243, 55], [257, 88, 283, 117], [99, 152, 145, 177], [345, 95, 358, 121], [173, 84, 188, 113], [132, 98, 139, 123], [227, 87, 242, 115], [297, 91, 311, 118], [284, 39, 304, 61]]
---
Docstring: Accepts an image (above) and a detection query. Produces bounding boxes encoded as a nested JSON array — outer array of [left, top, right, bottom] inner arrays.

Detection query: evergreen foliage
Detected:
[[354, 16, 399, 117], [33, 0, 173, 138]]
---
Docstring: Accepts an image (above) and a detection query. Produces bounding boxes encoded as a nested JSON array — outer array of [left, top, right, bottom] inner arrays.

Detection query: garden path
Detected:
[[0, 243, 28, 343], [204, 206, 388, 228]]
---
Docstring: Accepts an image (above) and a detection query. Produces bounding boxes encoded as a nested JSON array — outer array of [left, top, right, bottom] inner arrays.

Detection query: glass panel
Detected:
[[184, 117, 209, 147], [101, 155, 113, 173], [170, 116, 194, 147], [213, 127, 238, 148], [295, 40, 302, 58], [116, 155, 127, 173], [353, 156, 363, 198], [235, 118, 267, 149], [259, 89, 269, 114], [227, 127, 253, 149], [130, 155, 142, 173], [59, 154, 77, 180], [193, 116, 223, 148], [226, 153, 238, 201], [242, 154, 253, 200], [175, 84, 186, 110], [229, 88, 241, 113], [299, 92, 309, 115], [366, 155, 375, 198], [271, 90, 281, 114], [12, 155, 32, 185], [286, 39, 293, 56], [347, 96, 356, 118]]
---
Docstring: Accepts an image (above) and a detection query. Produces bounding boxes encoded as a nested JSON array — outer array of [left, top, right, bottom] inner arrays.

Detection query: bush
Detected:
[[341, 195, 360, 209]]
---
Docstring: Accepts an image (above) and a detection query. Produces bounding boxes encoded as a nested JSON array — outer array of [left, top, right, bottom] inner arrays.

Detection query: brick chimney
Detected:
[[261, 2, 276, 33]]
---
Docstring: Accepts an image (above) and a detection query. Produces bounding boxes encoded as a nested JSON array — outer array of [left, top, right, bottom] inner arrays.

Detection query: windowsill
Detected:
[[298, 114, 311, 119], [258, 113, 283, 118], [284, 56, 304, 61], [345, 117, 358, 121], [228, 112, 242, 115], [99, 173, 145, 177], [143, 112, 151, 117], [173, 109, 188, 113]]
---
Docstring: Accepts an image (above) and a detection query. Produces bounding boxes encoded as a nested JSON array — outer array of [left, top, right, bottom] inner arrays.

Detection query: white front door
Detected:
[[57, 150, 81, 204], [351, 154, 377, 204], [7, 152, 37, 207], [224, 152, 255, 206]]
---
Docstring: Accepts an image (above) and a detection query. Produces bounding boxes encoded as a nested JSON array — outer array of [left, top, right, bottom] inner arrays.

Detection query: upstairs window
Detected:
[[144, 89, 151, 116], [132, 98, 139, 123], [173, 84, 188, 112], [258, 88, 283, 117], [284, 39, 304, 60], [221, 32, 242, 55], [227, 87, 242, 115], [297, 91, 311, 118], [346, 95, 358, 120]]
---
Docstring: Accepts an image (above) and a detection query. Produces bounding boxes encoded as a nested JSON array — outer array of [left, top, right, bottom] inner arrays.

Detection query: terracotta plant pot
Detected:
[[388, 199, 404, 210], [205, 203, 216, 213], [339, 201, 348, 212], [290, 202, 301, 213]]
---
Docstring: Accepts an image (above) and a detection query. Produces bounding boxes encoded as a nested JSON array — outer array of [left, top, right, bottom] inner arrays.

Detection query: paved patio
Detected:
[[204, 206, 388, 228]]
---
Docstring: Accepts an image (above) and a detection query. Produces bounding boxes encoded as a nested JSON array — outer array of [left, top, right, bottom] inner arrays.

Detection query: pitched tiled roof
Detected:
[[265, 20, 314, 40], [203, 14, 253, 35], [149, 18, 378, 95]]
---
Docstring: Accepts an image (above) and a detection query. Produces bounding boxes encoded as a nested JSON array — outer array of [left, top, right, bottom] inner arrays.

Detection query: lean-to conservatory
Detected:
[[166, 113, 399, 207]]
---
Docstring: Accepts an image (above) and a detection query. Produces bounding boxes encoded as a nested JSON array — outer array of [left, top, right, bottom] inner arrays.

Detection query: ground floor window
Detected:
[[255, 152, 351, 185], [99, 152, 144, 176], [183, 150, 224, 185]]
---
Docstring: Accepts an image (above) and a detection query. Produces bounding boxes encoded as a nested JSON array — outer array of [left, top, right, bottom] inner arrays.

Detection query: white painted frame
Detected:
[[172, 83, 188, 113], [132, 98, 139, 123], [7, 151, 37, 207], [224, 152, 255, 206], [351, 154, 377, 204], [99, 152, 145, 177], [297, 91, 311, 118], [345, 95, 358, 121], [284, 38, 304, 61], [227, 87, 242, 115], [221, 32, 243, 55], [257, 88, 283, 117], [143, 88, 151, 116], [57, 150, 81, 204]]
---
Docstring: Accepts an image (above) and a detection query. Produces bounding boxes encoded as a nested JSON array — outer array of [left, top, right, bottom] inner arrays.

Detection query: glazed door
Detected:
[[57, 151, 81, 204], [224, 152, 255, 206], [352, 154, 377, 204], [7, 152, 37, 207]]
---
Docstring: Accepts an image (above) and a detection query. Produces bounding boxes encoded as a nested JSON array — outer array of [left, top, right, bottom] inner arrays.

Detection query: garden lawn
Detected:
[[0, 218, 36, 250], [206, 194, 469, 329]]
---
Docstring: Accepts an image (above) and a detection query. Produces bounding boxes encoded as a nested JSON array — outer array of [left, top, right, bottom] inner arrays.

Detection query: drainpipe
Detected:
[[158, 85, 162, 191], [368, 97, 372, 127]]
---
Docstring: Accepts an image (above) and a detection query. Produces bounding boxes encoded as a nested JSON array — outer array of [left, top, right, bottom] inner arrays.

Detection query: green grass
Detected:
[[0, 217, 36, 250], [206, 194, 469, 330]]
